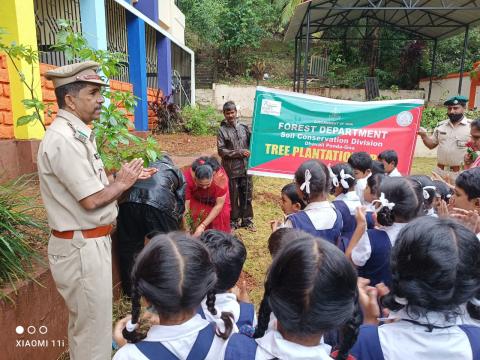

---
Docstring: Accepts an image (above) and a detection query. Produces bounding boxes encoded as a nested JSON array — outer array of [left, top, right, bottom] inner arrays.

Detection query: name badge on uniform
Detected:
[[457, 140, 467, 148], [439, 131, 447, 135], [73, 129, 88, 144]]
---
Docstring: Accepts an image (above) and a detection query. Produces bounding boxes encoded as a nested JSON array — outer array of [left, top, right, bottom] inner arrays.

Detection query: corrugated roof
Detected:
[[285, 0, 480, 41]]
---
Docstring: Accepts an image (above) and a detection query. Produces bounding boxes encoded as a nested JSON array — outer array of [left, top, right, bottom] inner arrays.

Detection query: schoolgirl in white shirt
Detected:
[[410, 175, 437, 217], [112, 232, 231, 360], [352, 216, 480, 360], [346, 177, 423, 287], [329, 163, 361, 251], [198, 230, 256, 332], [284, 160, 343, 245], [224, 230, 360, 360]]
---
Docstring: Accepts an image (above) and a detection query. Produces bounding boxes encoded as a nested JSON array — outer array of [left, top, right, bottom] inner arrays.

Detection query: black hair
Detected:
[[294, 160, 330, 201], [145, 230, 161, 240], [254, 232, 360, 360], [409, 175, 436, 210], [433, 180, 453, 202], [455, 167, 480, 200], [267, 227, 301, 257], [375, 177, 422, 226], [382, 217, 480, 324], [378, 149, 399, 167], [281, 183, 306, 209], [472, 118, 480, 130], [54, 82, 90, 109], [347, 152, 373, 173], [223, 101, 237, 112], [371, 160, 385, 175], [366, 173, 386, 198], [122, 232, 233, 342], [330, 163, 356, 194], [199, 230, 246, 292], [191, 156, 221, 180]]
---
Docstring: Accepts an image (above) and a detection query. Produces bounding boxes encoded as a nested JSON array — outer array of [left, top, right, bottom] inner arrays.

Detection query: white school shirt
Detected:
[[254, 326, 333, 360], [388, 167, 402, 177], [200, 293, 257, 333], [427, 208, 438, 217], [284, 201, 337, 230], [112, 315, 227, 360], [375, 308, 479, 360], [351, 222, 407, 267], [355, 174, 371, 204], [336, 191, 362, 215]]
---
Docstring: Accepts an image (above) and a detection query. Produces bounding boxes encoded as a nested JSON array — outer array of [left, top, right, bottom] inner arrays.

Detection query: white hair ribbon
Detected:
[[126, 319, 137, 332], [300, 169, 312, 194], [328, 166, 339, 187], [373, 192, 396, 212], [339, 169, 354, 189], [422, 186, 436, 200], [394, 296, 408, 305], [470, 298, 480, 307]]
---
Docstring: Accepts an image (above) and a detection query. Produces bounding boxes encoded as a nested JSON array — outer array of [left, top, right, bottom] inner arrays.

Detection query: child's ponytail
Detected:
[[253, 291, 272, 338], [335, 291, 362, 360], [467, 293, 480, 320], [206, 290, 234, 340], [374, 192, 396, 227], [122, 284, 146, 343]]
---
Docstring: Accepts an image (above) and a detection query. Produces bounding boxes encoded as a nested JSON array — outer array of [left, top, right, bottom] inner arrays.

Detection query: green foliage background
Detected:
[[178, 0, 480, 89]]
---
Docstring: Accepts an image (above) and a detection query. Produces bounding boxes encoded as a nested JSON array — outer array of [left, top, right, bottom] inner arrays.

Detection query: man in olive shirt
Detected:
[[37, 61, 155, 360], [418, 95, 471, 177]]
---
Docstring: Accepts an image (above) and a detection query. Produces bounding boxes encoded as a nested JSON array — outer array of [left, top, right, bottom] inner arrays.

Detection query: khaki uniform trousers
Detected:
[[48, 231, 112, 360]]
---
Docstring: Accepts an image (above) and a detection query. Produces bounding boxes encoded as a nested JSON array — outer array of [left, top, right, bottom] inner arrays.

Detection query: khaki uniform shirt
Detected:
[[431, 117, 471, 166], [37, 109, 118, 231]]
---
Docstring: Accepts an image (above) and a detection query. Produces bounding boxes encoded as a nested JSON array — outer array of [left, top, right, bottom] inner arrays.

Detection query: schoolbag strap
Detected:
[[198, 305, 207, 319], [135, 323, 216, 360], [224, 333, 258, 360], [237, 302, 255, 327], [350, 325, 384, 359], [459, 325, 480, 359], [186, 322, 216, 360], [135, 340, 179, 360]]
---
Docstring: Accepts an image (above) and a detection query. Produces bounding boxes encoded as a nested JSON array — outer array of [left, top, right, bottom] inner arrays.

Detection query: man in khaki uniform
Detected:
[[418, 95, 471, 176], [37, 61, 155, 360]]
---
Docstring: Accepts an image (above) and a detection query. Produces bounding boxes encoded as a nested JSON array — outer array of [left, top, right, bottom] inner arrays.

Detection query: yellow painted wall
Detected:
[[0, 0, 45, 139]]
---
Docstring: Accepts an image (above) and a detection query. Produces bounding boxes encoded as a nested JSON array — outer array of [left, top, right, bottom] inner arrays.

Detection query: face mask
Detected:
[[448, 113, 463, 122]]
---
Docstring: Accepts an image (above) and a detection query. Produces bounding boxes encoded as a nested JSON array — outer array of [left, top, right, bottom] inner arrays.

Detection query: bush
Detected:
[[421, 106, 446, 129], [421, 106, 480, 129], [181, 105, 223, 135], [0, 175, 48, 301]]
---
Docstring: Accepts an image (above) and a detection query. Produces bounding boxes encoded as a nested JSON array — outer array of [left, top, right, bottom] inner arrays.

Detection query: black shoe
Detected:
[[230, 220, 240, 230]]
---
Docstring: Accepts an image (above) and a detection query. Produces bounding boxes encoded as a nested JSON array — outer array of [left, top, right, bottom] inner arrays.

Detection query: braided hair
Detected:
[[122, 232, 218, 343], [294, 160, 330, 202], [199, 230, 245, 339]]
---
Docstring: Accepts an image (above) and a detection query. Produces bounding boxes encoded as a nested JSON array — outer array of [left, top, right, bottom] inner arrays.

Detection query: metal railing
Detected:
[[105, 0, 129, 82], [145, 24, 158, 89], [34, 0, 82, 66]]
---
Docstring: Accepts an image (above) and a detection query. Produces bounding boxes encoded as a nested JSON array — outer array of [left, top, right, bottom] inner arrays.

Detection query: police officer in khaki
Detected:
[[418, 95, 471, 176], [37, 61, 155, 360]]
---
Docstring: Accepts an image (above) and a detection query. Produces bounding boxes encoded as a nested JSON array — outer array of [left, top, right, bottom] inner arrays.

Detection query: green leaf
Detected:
[[16, 115, 35, 126]]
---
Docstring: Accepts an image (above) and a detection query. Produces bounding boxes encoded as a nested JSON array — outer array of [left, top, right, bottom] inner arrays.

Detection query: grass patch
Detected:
[[109, 157, 437, 319]]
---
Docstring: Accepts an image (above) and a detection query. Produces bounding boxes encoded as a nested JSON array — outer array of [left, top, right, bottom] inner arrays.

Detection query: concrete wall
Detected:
[[0, 55, 160, 140], [158, 0, 185, 45], [419, 74, 471, 105], [199, 84, 425, 117]]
